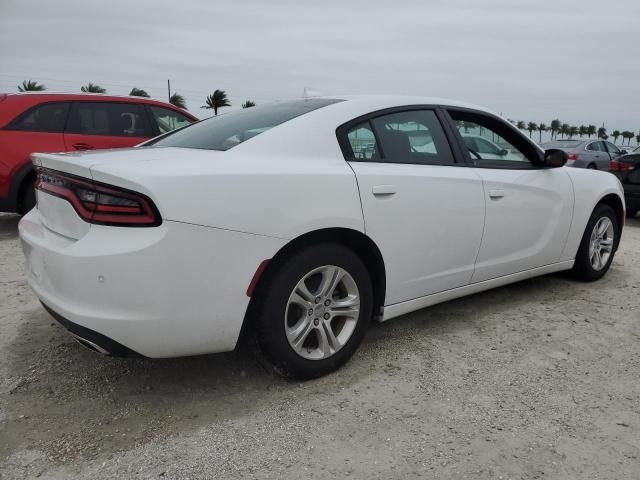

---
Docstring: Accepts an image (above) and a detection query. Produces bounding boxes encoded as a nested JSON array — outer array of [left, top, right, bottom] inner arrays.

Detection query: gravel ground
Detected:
[[1, 212, 639, 479]]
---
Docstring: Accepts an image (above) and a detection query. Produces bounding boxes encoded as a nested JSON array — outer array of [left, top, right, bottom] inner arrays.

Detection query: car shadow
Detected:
[[3, 264, 620, 464], [0, 214, 20, 240]]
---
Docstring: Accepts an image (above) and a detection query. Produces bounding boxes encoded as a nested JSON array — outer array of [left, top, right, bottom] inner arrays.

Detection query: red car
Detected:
[[0, 92, 197, 213]]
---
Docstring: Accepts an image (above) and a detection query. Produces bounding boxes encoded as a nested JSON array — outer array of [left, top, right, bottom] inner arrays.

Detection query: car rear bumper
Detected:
[[19, 208, 286, 358]]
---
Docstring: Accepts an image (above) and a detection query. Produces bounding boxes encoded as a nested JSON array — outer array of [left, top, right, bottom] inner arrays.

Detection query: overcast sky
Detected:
[[1, 0, 638, 135]]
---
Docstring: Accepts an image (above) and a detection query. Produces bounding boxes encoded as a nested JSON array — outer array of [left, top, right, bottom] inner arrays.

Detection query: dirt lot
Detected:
[[1, 212, 639, 479]]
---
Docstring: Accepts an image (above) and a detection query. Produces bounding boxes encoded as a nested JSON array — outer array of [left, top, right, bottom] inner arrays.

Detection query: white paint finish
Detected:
[[470, 167, 574, 283], [19, 209, 286, 357], [21, 96, 627, 359], [350, 162, 485, 304], [382, 260, 575, 321], [35, 190, 91, 240], [560, 168, 626, 261]]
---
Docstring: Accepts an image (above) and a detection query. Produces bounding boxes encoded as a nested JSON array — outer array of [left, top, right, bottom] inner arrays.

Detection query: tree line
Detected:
[[16, 80, 640, 143], [507, 118, 639, 146], [17, 79, 255, 115]]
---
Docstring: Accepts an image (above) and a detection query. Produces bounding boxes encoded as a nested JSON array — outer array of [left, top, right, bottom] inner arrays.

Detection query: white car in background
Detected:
[[19, 96, 625, 379], [461, 134, 524, 161]]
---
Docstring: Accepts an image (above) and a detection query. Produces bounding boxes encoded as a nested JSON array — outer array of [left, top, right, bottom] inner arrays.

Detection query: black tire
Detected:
[[626, 209, 638, 219], [18, 183, 36, 215], [252, 243, 373, 380], [570, 204, 619, 281], [586, 163, 597, 170]]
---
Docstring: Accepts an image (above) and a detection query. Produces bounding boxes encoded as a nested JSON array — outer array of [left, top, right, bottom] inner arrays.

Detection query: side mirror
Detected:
[[499, 148, 509, 156], [620, 150, 627, 155], [543, 148, 568, 168]]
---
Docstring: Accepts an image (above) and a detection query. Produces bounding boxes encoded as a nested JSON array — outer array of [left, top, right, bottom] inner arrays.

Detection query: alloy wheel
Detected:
[[588, 217, 614, 271], [285, 265, 360, 360]]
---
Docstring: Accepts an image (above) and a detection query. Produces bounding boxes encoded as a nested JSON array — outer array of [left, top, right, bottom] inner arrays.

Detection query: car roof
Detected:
[[329, 94, 497, 115], [0, 91, 196, 121]]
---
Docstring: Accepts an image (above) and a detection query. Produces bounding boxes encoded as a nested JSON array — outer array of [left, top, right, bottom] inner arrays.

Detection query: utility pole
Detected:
[[167, 80, 171, 102]]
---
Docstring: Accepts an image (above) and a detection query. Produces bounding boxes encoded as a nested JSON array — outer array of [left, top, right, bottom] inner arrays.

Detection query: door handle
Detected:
[[72, 143, 94, 151], [488, 189, 505, 199], [372, 185, 396, 196]]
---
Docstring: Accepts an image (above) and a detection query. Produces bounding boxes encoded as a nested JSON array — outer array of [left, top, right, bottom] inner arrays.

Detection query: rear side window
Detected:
[[149, 106, 192, 134], [587, 141, 604, 152], [150, 98, 342, 151], [67, 102, 149, 137], [343, 109, 454, 165], [7, 102, 70, 133]]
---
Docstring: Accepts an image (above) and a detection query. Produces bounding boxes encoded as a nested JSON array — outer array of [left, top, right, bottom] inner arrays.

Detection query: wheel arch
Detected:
[[7, 162, 35, 213], [597, 193, 624, 249], [240, 227, 387, 342]]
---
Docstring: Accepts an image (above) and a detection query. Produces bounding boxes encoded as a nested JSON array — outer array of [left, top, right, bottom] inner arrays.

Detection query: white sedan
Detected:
[[19, 96, 625, 379]]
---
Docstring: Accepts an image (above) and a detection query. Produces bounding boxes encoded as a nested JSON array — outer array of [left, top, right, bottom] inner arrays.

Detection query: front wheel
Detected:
[[252, 243, 373, 380], [570, 204, 619, 281]]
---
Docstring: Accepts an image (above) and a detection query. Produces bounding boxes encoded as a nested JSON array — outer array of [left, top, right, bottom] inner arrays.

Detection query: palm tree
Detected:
[[622, 131, 634, 145], [586, 125, 596, 138], [578, 125, 587, 138], [18, 80, 46, 92], [169, 93, 187, 110], [538, 123, 547, 143], [81, 83, 106, 93], [636, 134, 640, 145], [597, 127, 607, 139], [242, 100, 256, 108], [612, 130, 621, 144], [129, 87, 150, 98], [516, 121, 526, 130], [568, 126, 579, 139], [526, 122, 538, 139], [560, 123, 570, 139], [550, 119, 561, 140], [201, 89, 230, 115]]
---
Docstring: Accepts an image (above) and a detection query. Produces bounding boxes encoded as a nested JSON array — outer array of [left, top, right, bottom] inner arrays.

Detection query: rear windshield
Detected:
[[541, 140, 582, 148], [149, 98, 342, 151]]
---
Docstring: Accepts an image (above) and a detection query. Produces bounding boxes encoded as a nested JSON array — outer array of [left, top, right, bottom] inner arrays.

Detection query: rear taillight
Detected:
[[35, 168, 161, 227], [567, 153, 578, 161], [609, 160, 632, 173]]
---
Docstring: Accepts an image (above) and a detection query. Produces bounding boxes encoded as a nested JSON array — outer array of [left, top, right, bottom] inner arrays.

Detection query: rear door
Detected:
[[0, 101, 69, 196], [585, 141, 608, 169], [340, 107, 486, 305], [446, 109, 573, 282], [63, 101, 151, 151]]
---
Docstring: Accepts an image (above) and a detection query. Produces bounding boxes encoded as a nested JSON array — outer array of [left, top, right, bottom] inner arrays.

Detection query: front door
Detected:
[[341, 108, 486, 305], [447, 110, 573, 283]]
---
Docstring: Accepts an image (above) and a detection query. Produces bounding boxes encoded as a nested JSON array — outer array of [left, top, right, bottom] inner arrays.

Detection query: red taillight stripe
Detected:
[[35, 167, 161, 227]]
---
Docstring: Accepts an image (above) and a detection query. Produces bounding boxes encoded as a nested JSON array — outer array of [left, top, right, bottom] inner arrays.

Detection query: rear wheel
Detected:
[[570, 204, 618, 281], [252, 243, 373, 379], [586, 163, 597, 170]]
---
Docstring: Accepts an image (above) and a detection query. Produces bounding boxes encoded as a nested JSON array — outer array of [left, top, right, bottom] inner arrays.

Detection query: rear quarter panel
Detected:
[[88, 149, 365, 240]]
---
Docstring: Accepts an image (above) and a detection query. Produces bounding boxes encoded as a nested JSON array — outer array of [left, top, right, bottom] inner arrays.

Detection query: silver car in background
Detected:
[[539, 139, 627, 170]]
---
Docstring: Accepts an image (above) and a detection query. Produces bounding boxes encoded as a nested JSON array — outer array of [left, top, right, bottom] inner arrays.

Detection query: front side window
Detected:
[[151, 98, 342, 151], [67, 102, 148, 137], [605, 141, 621, 155], [449, 111, 538, 168], [7, 102, 70, 133], [149, 106, 192, 134]]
